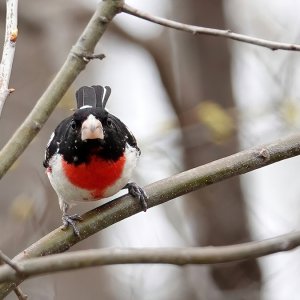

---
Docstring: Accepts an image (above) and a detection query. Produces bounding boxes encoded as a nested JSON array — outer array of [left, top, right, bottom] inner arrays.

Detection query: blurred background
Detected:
[[1, 0, 300, 299]]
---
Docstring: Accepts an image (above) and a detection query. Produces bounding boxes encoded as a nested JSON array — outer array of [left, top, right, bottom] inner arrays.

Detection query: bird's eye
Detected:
[[71, 120, 76, 130], [107, 118, 113, 128]]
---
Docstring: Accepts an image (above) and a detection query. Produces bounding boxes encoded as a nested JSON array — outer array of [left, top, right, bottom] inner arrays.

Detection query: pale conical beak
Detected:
[[81, 115, 104, 140]]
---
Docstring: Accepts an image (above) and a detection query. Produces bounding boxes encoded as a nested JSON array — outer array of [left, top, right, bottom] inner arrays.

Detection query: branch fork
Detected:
[[1, 0, 300, 297]]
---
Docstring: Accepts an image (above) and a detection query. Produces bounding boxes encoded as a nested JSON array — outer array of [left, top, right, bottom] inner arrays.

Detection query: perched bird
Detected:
[[43, 85, 147, 236]]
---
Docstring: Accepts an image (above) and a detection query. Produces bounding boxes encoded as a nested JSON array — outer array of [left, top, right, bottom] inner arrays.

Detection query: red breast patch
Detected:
[[62, 155, 125, 199]]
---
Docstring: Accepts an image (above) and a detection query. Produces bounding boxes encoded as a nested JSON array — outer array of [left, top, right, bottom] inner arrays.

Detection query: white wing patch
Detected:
[[79, 105, 92, 110], [44, 132, 55, 161], [47, 132, 55, 147]]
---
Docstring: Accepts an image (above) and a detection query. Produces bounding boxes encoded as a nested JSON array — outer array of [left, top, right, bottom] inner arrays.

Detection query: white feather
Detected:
[[79, 105, 92, 109], [103, 144, 139, 197]]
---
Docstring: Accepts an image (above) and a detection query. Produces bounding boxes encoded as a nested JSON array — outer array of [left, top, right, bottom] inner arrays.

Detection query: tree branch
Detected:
[[0, 251, 22, 273], [0, 251, 27, 299], [1, 133, 300, 297], [0, 0, 123, 179], [122, 3, 300, 52], [13, 287, 27, 300], [1, 228, 300, 283], [0, 0, 18, 117]]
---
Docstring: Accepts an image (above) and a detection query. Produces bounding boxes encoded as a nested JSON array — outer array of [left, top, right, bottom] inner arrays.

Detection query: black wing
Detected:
[[43, 116, 73, 168], [109, 114, 141, 154]]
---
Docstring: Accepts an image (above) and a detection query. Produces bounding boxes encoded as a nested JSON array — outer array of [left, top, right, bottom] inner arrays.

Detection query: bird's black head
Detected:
[[49, 86, 139, 166]]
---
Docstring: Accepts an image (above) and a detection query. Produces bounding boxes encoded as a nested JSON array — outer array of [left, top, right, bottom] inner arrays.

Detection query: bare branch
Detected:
[[0, 0, 18, 117], [122, 4, 300, 52], [81, 53, 106, 62], [0, 0, 123, 179], [1, 133, 300, 297], [13, 287, 27, 300], [1, 229, 300, 283], [0, 251, 22, 273], [0, 251, 26, 298]]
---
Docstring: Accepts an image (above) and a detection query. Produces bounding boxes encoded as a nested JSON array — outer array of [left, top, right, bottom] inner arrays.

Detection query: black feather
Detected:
[[91, 85, 105, 108], [76, 85, 112, 109], [75, 87, 84, 108], [102, 86, 111, 108], [75, 86, 97, 108]]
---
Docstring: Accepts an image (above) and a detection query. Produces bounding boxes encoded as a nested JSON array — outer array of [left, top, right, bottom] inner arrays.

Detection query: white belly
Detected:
[[47, 144, 139, 210]]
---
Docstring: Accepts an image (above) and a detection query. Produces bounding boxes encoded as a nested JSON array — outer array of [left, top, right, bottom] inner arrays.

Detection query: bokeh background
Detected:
[[1, 0, 300, 299]]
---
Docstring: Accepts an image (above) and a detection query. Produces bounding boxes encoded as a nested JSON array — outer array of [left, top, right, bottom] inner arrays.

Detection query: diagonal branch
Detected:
[[0, 0, 123, 179], [1, 228, 300, 283], [0, 251, 22, 273], [1, 133, 300, 297], [122, 3, 300, 52], [0, 0, 18, 117], [14, 287, 28, 300], [13, 287, 27, 300], [0, 251, 27, 299]]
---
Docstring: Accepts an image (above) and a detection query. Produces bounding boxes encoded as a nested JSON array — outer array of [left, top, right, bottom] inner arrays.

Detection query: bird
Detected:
[[43, 85, 148, 236]]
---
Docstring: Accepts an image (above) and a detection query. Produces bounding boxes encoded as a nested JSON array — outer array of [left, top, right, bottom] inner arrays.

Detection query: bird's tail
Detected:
[[75, 85, 111, 109]]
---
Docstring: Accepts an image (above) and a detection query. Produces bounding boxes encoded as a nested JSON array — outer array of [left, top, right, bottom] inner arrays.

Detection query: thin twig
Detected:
[[0, 0, 18, 117], [1, 133, 300, 297], [13, 287, 27, 300], [0, 251, 22, 273], [81, 53, 106, 62], [0, 251, 26, 298], [122, 3, 300, 52], [0, 230, 300, 283], [0, 0, 123, 180]]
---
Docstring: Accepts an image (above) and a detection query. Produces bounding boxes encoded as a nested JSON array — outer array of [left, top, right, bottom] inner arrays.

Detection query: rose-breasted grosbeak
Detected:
[[43, 85, 148, 236]]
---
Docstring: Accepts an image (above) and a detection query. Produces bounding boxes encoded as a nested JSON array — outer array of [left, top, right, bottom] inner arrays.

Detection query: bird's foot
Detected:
[[125, 182, 148, 212], [62, 214, 83, 237]]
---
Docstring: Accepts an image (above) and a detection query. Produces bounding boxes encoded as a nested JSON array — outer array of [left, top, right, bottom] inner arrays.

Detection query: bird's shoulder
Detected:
[[43, 116, 73, 168], [109, 114, 140, 154]]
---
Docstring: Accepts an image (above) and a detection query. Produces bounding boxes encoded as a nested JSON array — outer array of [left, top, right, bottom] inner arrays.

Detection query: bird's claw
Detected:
[[62, 214, 82, 237], [125, 182, 148, 212]]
